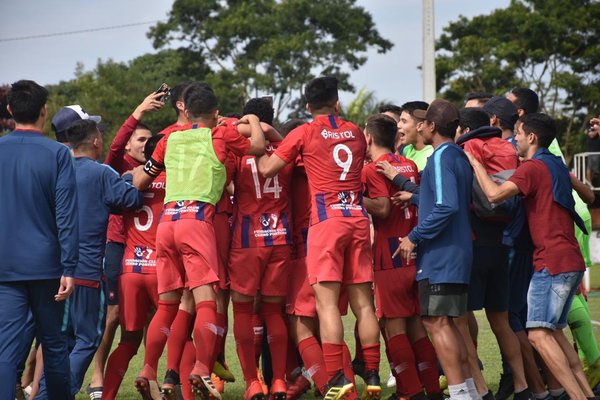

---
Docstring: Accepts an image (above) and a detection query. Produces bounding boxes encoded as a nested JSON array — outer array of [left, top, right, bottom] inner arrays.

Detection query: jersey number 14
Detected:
[[246, 158, 282, 199]]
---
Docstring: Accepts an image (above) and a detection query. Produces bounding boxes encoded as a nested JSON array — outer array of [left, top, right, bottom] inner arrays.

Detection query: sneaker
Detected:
[[514, 389, 534, 400], [352, 358, 367, 380], [86, 384, 103, 400], [322, 370, 355, 400], [211, 373, 225, 394], [162, 369, 183, 400], [495, 373, 514, 400], [270, 378, 287, 400], [134, 376, 162, 400], [257, 368, 268, 396], [386, 372, 396, 388], [244, 380, 267, 400], [587, 358, 600, 390], [213, 360, 236, 383], [189, 373, 221, 399], [360, 369, 382, 399], [286, 373, 311, 400]]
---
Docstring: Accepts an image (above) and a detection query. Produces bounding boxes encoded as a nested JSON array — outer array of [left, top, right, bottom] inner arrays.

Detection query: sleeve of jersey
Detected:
[[103, 167, 144, 210], [144, 135, 167, 177], [55, 147, 79, 277], [223, 125, 251, 156], [104, 115, 138, 169], [508, 162, 534, 197], [364, 165, 389, 198], [408, 153, 460, 245], [274, 127, 303, 163]]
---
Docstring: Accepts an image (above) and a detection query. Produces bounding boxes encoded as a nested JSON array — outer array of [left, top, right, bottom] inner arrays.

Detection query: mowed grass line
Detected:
[[74, 268, 600, 399]]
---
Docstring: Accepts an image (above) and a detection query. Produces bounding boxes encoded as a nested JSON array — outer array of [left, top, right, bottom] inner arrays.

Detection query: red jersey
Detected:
[[509, 160, 585, 275], [290, 158, 310, 258], [215, 152, 235, 215], [150, 121, 250, 223], [160, 121, 188, 135], [105, 115, 144, 244], [362, 153, 419, 271], [122, 172, 166, 274], [231, 141, 294, 248], [275, 115, 368, 225]]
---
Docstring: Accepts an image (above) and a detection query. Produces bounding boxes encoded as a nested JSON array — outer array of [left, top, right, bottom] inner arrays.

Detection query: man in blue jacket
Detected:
[[398, 99, 475, 400], [36, 119, 143, 399], [0, 80, 78, 400]]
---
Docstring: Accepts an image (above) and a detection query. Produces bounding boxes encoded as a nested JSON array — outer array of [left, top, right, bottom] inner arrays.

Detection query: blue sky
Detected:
[[0, 0, 509, 107]]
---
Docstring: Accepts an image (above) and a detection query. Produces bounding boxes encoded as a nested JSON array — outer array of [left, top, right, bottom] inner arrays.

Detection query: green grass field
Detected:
[[71, 270, 600, 399]]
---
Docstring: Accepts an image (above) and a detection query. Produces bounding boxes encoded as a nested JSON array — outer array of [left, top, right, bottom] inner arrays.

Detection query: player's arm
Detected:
[[258, 126, 302, 178], [571, 173, 595, 205], [237, 122, 283, 142], [233, 114, 265, 156], [467, 152, 519, 203], [258, 153, 289, 178], [132, 163, 158, 190], [363, 197, 391, 219], [103, 167, 144, 210]]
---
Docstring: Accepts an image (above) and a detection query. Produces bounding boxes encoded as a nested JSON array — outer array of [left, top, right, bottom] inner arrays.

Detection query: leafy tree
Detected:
[[0, 85, 15, 136], [148, 0, 393, 120], [340, 88, 386, 128], [435, 0, 600, 155]]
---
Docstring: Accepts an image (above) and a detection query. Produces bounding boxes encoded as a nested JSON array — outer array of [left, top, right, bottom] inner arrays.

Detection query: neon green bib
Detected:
[[163, 127, 226, 205]]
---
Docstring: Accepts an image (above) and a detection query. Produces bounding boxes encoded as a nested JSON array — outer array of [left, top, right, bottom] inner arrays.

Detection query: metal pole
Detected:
[[423, 0, 436, 103]]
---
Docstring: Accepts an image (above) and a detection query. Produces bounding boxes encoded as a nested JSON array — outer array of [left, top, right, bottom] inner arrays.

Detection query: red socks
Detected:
[[412, 336, 441, 395], [233, 301, 258, 382], [387, 334, 423, 396], [215, 312, 228, 363], [143, 300, 179, 379], [103, 341, 138, 399], [322, 342, 344, 380], [252, 313, 264, 367], [298, 336, 329, 392], [180, 339, 196, 400], [192, 301, 218, 376], [166, 309, 193, 372], [362, 342, 380, 372], [286, 336, 301, 379], [260, 302, 288, 381]]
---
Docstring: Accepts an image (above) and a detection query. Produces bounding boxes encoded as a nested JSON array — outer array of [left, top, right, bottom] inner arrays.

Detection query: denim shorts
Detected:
[[526, 268, 583, 330]]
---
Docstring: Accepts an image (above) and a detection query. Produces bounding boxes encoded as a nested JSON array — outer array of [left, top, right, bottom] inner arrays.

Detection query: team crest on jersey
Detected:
[[134, 246, 145, 258], [337, 191, 356, 205], [176, 200, 186, 207], [259, 214, 279, 229]]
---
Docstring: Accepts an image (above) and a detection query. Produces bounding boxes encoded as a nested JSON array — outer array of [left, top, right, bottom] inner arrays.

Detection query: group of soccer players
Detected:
[[3, 75, 600, 400]]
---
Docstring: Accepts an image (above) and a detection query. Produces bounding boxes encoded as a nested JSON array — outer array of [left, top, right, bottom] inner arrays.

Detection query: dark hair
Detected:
[[378, 104, 402, 117], [7, 80, 48, 124], [66, 119, 99, 149], [366, 114, 397, 151], [498, 116, 518, 131], [243, 98, 274, 126], [183, 83, 218, 119], [144, 134, 164, 161], [520, 113, 556, 148], [280, 119, 304, 137], [135, 122, 152, 133], [436, 121, 459, 138], [304, 76, 338, 110], [459, 108, 490, 132], [466, 92, 493, 102], [170, 81, 192, 115], [225, 112, 242, 119], [400, 101, 429, 120], [511, 88, 539, 114]]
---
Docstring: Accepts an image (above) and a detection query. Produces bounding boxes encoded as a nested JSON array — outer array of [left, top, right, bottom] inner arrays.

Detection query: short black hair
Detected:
[[135, 122, 152, 133], [183, 83, 218, 119], [7, 80, 48, 124], [520, 113, 556, 148], [304, 76, 338, 110], [280, 119, 304, 137], [66, 119, 99, 149], [365, 114, 397, 151], [466, 92, 493, 102], [170, 81, 192, 114], [378, 104, 402, 118], [400, 101, 429, 120], [459, 108, 490, 132], [144, 134, 164, 161], [243, 98, 274, 126], [511, 88, 539, 114]]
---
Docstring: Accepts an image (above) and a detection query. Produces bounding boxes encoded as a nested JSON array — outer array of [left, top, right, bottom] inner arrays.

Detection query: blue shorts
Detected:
[[526, 268, 583, 330]]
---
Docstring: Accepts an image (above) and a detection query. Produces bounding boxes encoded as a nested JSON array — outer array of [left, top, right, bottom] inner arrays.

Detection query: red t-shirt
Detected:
[[231, 141, 294, 248], [215, 152, 235, 215], [362, 153, 419, 270], [274, 115, 368, 225], [150, 122, 250, 223], [508, 160, 585, 275], [122, 172, 166, 274], [290, 157, 311, 258]]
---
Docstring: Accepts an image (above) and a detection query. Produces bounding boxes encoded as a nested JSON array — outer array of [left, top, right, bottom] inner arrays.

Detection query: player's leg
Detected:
[[103, 329, 143, 400], [290, 315, 329, 397], [568, 292, 600, 389], [385, 317, 425, 399], [214, 212, 233, 383], [407, 316, 442, 399]]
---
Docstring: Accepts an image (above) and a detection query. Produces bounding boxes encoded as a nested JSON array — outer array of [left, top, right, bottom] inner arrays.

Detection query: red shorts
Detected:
[[306, 217, 373, 285], [228, 245, 291, 297], [286, 257, 349, 318], [214, 213, 231, 290], [156, 219, 219, 294], [374, 267, 419, 319], [119, 273, 158, 331]]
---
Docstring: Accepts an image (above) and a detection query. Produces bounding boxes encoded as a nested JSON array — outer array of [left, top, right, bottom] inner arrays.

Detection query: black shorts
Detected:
[[104, 241, 124, 306], [418, 279, 468, 318], [467, 245, 510, 312]]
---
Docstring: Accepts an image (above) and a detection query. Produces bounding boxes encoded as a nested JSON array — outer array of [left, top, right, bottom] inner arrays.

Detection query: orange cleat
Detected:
[[270, 378, 287, 400]]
